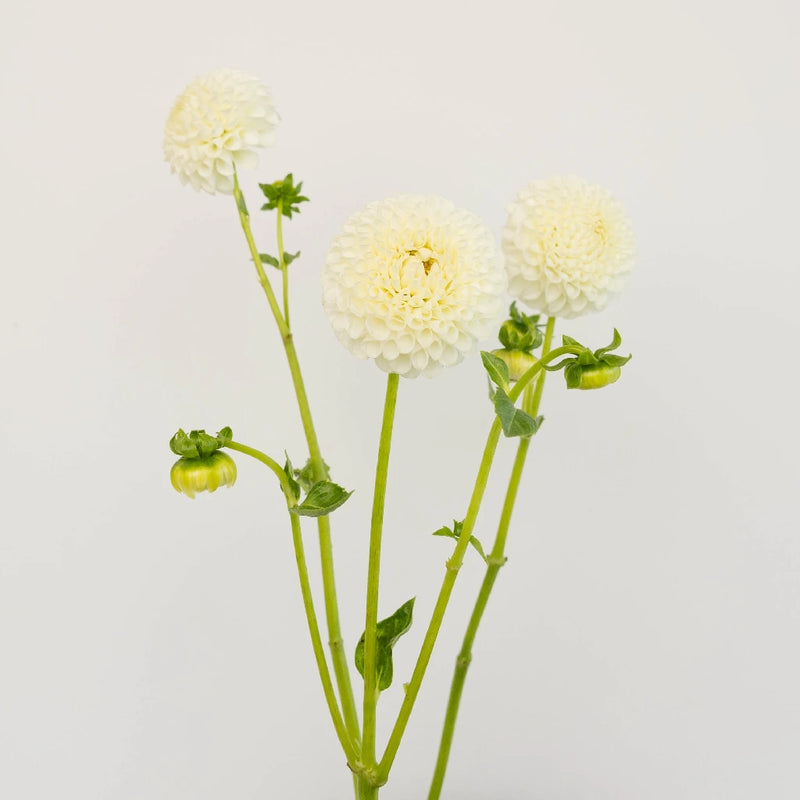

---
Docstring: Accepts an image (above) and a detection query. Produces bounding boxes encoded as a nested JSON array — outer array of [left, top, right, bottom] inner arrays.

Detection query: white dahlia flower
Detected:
[[502, 177, 636, 318], [323, 196, 507, 378], [163, 69, 279, 194]]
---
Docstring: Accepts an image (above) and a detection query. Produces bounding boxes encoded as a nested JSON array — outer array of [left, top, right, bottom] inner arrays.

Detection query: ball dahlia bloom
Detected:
[[322, 196, 507, 378], [163, 68, 279, 194], [502, 177, 636, 318]]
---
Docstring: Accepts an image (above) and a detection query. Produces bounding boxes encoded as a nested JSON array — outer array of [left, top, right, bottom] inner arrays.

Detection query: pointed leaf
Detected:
[[283, 250, 301, 266], [481, 351, 510, 391], [290, 480, 352, 517], [355, 598, 415, 692], [282, 453, 301, 503], [494, 388, 544, 438], [259, 253, 281, 268], [432, 519, 487, 562]]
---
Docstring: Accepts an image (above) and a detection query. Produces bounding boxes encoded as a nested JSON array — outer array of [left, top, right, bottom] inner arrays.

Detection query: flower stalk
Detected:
[[233, 172, 362, 749], [427, 318, 556, 799], [362, 372, 401, 770]]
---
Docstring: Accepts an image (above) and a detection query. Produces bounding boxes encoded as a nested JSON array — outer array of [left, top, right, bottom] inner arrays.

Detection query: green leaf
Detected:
[[290, 480, 352, 517], [432, 519, 487, 562], [481, 350, 510, 392], [283, 250, 301, 266], [494, 388, 544, 438], [259, 253, 280, 268], [282, 453, 301, 504], [259, 173, 310, 218], [355, 598, 415, 692], [562, 334, 582, 347]]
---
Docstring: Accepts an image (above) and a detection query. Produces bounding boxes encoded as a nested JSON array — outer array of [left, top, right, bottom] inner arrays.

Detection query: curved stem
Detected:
[[232, 174, 362, 750], [427, 317, 556, 799], [225, 440, 294, 503], [378, 417, 503, 780], [362, 372, 401, 767]]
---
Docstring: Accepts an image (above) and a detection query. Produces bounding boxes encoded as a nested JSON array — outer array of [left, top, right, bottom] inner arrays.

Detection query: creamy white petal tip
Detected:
[[322, 195, 507, 378], [163, 68, 279, 195], [502, 176, 636, 319]]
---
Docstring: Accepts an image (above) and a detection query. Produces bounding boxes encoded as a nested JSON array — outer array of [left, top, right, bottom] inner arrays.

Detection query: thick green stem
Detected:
[[232, 173, 361, 749], [378, 417, 503, 780], [356, 775, 380, 800], [427, 318, 556, 799], [362, 373, 401, 767]]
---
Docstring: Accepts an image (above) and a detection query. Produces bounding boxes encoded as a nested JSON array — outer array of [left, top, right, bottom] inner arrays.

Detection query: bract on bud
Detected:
[[490, 349, 538, 382], [565, 363, 621, 390], [498, 319, 537, 352], [170, 452, 237, 498]]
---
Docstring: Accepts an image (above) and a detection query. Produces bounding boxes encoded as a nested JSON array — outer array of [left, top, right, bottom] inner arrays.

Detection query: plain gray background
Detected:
[[2, 0, 799, 797]]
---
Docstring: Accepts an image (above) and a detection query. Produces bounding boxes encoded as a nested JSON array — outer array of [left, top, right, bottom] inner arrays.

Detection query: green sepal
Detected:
[[562, 334, 581, 347], [494, 389, 544, 438], [594, 328, 622, 358], [599, 353, 632, 367], [290, 480, 352, 517], [498, 302, 543, 352], [432, 519, 487, 563], [169, 427, 232, 459], [282, 453, 301, 504], [355, 598, 415, 692], [481, 350, 510, 392], [294, 457, 331, 492], [259, 173, 310, 218], [564, 363, 584, 389]]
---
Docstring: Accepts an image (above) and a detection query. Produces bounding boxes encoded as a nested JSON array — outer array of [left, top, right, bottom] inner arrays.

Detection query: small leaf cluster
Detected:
[[170, 426, 232, 459], [498, 302, 543, 353], [432, 519, 487, 562], [259, 250, 301, 270], [282, 454, 351, 517], [259, 173, 309, 218], [355, 598, 415, 692], [481, 352, 544, 439], [546, 330, 632, 390]]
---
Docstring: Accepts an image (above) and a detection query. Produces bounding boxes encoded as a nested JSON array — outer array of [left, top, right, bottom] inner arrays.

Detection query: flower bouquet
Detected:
[[163, 69, 636, 799]]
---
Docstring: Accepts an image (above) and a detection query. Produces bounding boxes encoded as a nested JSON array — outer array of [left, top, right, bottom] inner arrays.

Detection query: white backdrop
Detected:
[[2, 0, 799, 798]]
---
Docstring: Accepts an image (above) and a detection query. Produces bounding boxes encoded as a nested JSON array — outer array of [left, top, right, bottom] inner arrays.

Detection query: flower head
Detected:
[[502, 177, 636, 318], [170, 451, 237, 498], [322, 195, 507, 378], [164, 68, 279, 194]]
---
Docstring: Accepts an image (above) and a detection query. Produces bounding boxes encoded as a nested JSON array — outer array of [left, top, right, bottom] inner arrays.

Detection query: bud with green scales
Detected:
[[169, 427, 237, 498]]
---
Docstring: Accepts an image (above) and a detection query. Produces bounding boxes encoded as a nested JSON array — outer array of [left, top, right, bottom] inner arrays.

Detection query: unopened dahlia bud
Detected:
[[565, 363, 621, 390], [170, 452, 237, 498], [490, 348, 538, 382]]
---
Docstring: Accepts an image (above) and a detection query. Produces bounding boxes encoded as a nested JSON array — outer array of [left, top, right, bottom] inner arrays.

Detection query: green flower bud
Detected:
[[170, 451, 237, 499], [498, 319, 538, 352], [490, 348, 538, 381], [565, 362, 621, 390]]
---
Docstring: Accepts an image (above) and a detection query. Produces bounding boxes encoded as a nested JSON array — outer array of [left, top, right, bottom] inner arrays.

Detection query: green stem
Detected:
[[356, 775, 380, 800], [276, 198, 290, 328], [225, 439, 358, 765], [378, 417, 503, 780], [427, 317, 556, 800], [363, 373, 401, 767], [225, 440, 294, 502], [232, 173, 362, 750], [288, 511, 359, 766]]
